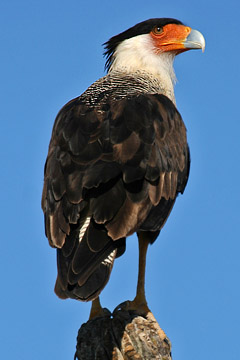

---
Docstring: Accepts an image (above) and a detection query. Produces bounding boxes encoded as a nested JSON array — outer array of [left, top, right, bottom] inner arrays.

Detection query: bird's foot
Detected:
[[113, 298, 151, 318], [89, 298, 111, 320], [113, 299, 167, 341], [89, 306, 111, 320]]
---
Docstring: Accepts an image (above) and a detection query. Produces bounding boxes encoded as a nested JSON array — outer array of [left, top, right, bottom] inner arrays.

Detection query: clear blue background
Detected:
[[1, 0, 239, 359]]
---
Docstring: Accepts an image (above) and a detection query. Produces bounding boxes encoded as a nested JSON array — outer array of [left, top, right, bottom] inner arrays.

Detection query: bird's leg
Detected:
[[132, 232, 151, 313], [89, 296, 112, 320], [121, 232, 151, 316], [115, 232, 167, 338], [113, 232, 152, 316], [112, 232, 167, 339], [89, 297, 104, 320]]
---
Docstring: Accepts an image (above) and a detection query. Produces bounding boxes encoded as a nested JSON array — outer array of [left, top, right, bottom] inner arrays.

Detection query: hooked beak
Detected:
[[183, 29, 205, 52]]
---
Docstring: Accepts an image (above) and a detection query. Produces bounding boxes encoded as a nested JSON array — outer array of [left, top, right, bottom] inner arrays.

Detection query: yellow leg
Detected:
[[113, 233, 167, 338], [127, 232, 151, 315], [89, 297, 103, 320]]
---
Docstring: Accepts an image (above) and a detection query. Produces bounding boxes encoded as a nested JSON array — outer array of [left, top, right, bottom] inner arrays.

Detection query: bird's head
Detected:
[[104, 18, 205, 91]]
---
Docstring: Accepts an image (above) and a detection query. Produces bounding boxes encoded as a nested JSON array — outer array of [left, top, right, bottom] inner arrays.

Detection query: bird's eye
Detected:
[[153, 26, 163, 35]]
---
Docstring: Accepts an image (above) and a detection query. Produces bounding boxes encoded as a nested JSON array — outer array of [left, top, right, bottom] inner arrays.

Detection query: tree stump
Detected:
[[75, 301, 172, 360]]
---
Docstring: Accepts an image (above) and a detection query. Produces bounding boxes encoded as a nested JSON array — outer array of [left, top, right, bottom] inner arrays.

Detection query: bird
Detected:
[[42, 18, 205, 319]]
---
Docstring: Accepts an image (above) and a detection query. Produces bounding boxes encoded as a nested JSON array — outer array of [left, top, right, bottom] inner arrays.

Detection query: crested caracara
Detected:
[[42, 18, 205, 317]]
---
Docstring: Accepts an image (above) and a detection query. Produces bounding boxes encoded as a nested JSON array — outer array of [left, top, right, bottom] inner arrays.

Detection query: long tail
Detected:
[[54, 217, 125, 301]]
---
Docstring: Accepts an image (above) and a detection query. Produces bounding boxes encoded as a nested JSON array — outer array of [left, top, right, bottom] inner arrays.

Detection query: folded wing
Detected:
[[42, 93, 189, 301]]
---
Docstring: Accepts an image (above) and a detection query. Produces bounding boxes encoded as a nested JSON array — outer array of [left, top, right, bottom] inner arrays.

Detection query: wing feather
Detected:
[[42, 91, 190, 300]]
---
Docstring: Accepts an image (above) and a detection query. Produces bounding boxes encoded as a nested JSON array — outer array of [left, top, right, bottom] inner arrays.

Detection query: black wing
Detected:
[[42, 93, 189, 301]]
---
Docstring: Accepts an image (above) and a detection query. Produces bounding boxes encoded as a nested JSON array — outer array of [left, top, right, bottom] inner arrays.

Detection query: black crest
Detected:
[[103, 18, 183, 71]]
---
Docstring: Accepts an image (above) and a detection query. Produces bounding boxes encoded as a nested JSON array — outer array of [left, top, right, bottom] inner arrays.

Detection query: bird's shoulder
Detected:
[[51, 73, 187, 149], [42, 80, 189, 247], [44, 83, 189, 200]]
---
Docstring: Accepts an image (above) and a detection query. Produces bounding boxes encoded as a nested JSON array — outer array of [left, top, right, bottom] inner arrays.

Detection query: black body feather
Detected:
[[42, 80, 189, 301]]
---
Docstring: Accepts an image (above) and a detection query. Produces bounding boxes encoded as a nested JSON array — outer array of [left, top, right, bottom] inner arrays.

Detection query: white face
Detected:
[[108, 33, 177, 103]]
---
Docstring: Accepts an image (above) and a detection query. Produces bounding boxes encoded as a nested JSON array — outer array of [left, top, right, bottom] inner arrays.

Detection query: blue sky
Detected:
[[1, 0, 240, 359]]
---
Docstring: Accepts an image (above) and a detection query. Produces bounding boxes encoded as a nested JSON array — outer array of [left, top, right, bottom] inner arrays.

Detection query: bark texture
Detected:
[[75, 302, 172, 360]]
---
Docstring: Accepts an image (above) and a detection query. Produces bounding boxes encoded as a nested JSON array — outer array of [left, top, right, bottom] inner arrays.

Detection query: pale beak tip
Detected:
[[185, 29, 206, 53]]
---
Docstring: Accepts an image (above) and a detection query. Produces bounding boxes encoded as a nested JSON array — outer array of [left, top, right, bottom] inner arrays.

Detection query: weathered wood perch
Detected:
[[75, 301, 172, 360]]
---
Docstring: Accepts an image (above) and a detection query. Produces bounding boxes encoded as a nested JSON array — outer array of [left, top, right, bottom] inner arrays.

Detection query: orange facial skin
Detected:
[[150, 24, 192, 54]]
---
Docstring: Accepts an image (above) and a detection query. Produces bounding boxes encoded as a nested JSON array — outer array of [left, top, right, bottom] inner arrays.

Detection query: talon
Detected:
[[113, 300, 131, 314], [113, 299, 151, 317], [89, 297, 111, 320]]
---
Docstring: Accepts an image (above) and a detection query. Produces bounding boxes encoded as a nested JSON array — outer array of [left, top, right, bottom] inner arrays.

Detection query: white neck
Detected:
[[108, 34, 177, 103]]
